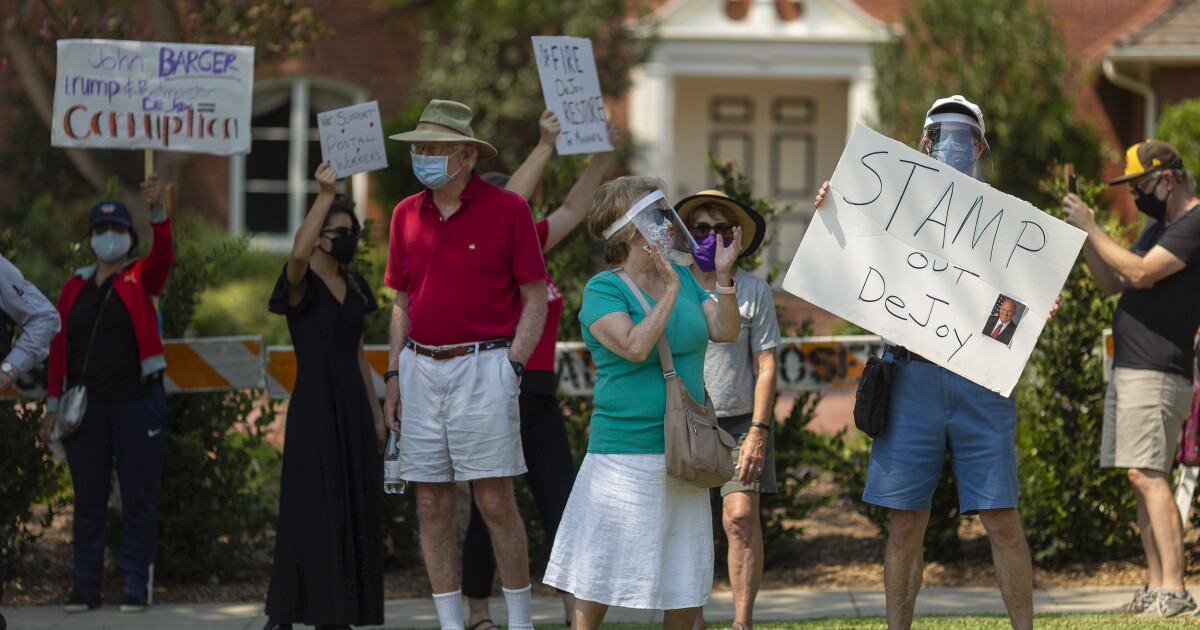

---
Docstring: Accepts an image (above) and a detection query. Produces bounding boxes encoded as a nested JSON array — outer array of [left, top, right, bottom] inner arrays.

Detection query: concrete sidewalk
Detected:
[[0, 586, 1138, 629]]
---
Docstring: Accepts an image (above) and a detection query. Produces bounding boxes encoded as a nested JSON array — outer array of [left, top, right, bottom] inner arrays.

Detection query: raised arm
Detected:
[[285, 162, 338, 306], [702, 227, 743, 343], [1062, 193, 1183, 294], [588, 251, 680, 362], [505, 110, 560, 200], [542, 123, 618, 253]]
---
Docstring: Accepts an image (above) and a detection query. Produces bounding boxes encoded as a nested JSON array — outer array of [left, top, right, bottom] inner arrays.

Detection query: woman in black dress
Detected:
[[265, 162, 386, 630]]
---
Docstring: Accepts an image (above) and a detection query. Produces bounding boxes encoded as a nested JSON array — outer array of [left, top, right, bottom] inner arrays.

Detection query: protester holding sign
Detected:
[[384, 99, 547, 630], [1063, 140, 1200, 618], [542, 176, 742, 630], [814, 96, 1057, 630], [263, 163, 384, 630], [462, 110, 616, 630], [40, 176, 174, 615], [677, 190, 779, 630]]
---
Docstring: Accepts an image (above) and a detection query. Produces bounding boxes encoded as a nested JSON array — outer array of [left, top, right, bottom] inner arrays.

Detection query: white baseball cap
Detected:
[[924, 95, 985, 140]]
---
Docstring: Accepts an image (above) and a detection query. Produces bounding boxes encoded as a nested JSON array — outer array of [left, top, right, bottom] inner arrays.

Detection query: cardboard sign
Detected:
[[782, 124, 1086, 395], [52, 39, 254, 155], [317, 101, 388, 177], [531, 36, 612, 155]]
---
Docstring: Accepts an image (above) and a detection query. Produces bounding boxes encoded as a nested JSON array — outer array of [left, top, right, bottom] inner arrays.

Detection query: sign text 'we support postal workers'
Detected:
[[782, 124, 1085, 395], [52, 39, 254, 155], [531, 36, 612, 156], [317, 101, 388, 177]]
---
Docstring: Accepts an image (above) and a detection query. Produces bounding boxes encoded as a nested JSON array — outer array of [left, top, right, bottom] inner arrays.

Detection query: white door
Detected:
[[673, 77, 848, 278]]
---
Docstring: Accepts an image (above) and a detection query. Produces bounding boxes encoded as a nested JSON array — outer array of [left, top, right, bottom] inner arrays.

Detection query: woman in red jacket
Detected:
[[40, 176, 175, 615]]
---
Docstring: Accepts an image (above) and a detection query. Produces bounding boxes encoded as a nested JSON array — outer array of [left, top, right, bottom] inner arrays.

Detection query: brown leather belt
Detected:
[[405, 338, 512, 360]]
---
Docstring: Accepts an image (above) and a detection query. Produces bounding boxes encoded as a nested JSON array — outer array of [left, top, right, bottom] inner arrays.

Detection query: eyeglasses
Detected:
[[689, 222, 735, 239], [1131, 173, 1162, 199], [410, 143, 463, 157], [321, 227, 355, 239]]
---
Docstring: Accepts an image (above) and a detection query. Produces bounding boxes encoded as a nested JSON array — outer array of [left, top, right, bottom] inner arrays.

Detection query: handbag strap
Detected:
[[78, 283, 116, 377], [612, 268, 677, 378]]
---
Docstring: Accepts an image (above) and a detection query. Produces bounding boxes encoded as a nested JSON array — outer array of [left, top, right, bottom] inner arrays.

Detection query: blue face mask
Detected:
[[91, 231, 131, 262], [412, 148, 463, 190]]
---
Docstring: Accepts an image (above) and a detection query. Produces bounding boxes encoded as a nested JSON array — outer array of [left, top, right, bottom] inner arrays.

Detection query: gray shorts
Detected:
[[396, 346, 526, 482], [716, 413, 777, 497], [1101, 367, 1192, 473]]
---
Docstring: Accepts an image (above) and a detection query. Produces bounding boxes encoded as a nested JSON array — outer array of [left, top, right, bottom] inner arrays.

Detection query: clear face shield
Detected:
[[925, 122, 984, 176], [602, 189, 698, 263]]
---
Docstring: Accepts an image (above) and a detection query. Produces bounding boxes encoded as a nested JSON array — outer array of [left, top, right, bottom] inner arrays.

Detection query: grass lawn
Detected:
[[398, 615, 1197, 629]]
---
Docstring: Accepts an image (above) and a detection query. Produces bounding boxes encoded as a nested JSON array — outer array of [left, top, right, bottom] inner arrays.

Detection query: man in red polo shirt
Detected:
[[383, 99, 547, 630]]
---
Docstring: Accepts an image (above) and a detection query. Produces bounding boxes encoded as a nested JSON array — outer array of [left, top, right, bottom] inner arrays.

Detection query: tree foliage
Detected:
[[1156, 98, 1200, 172], [874, 0, 1105, 207]]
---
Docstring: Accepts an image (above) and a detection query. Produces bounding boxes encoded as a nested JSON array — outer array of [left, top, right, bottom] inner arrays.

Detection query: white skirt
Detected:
[[543, 453, 713, 610]]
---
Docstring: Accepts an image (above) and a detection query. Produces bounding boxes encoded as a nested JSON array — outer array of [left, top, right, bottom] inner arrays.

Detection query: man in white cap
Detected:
[[383, 99, 547, 630], [1064, 140, 1200, 618], [817, 95, 1039, 630]]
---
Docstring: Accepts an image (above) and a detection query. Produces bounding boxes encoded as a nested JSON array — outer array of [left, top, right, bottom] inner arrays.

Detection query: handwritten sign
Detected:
[[316, 101, 387, 177], [782, 124, 1086, 395], [531, 36, 612, 156], [52, 39, 254, 154]]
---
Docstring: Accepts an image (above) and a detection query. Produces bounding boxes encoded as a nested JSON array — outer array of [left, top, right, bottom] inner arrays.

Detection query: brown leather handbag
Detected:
[[614, 269, 736, 488]]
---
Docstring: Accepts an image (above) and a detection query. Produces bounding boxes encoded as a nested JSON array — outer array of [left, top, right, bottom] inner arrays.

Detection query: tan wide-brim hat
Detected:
[[389, 99, 497, 160], [675, 189, 766, 259]]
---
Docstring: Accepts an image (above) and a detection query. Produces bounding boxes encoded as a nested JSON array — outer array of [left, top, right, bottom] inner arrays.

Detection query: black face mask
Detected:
[[1135, 190, 1169, 222], [322, 234, 358, 265]]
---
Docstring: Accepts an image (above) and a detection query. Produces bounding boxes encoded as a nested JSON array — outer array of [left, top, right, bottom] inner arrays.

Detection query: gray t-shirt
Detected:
[[703, 268, 781, 416]]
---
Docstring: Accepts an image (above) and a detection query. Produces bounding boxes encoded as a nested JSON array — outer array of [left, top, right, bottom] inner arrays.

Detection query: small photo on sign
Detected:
[[982, 294, 1026, 348]]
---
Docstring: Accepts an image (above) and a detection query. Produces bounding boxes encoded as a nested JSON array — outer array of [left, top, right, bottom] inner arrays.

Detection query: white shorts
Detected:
[[397, 346, 525, 482], [543, 453, 713, 610]]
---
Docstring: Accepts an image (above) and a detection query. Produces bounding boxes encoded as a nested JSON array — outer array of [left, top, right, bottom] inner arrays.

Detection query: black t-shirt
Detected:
[[1113, 205, 1200, 377], [66, 275, 152, 401]]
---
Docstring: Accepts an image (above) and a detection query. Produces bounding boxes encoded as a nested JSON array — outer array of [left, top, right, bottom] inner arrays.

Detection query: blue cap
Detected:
[[89, 200, 132, 229]]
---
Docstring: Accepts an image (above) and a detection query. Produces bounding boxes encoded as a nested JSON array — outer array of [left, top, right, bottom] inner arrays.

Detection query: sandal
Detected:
[[468, 619, 499, 630]]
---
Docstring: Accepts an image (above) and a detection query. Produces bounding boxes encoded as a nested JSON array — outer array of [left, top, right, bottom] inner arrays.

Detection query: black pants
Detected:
[[462, 371, 576, 598]]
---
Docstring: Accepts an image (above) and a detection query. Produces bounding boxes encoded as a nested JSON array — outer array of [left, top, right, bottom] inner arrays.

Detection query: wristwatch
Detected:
[[1, 361, 18, 380], [509, 360, 525, 378]]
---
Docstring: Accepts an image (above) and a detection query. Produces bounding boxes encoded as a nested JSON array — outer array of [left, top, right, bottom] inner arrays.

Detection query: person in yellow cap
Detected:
[[675, 190, 777, 630], [1064, 139, 1200, 618]]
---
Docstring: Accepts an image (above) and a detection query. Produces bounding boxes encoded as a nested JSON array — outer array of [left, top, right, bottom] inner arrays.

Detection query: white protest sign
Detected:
[[317, 101, 388, 177], [531, 36, 612, 155], [52, 39, 254, 155], [782, 124, 1086, 395]]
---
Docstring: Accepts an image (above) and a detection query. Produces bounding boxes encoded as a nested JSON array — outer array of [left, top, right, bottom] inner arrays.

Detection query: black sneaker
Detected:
[[62, 589, 98, 614], [119, 593, 148, 614]]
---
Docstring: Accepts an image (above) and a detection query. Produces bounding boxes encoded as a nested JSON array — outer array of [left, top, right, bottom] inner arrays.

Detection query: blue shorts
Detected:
[[862, 358, 1018, 514]]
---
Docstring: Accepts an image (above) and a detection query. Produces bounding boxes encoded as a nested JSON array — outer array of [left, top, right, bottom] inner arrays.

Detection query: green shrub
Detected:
[[1014, 170, 1137, 564], [1157, 99, 1200, 171]]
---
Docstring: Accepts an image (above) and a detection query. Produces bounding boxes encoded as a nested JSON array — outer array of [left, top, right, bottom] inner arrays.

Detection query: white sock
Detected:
[[433, 590, 464, 630], [502, 584, 534, 630]]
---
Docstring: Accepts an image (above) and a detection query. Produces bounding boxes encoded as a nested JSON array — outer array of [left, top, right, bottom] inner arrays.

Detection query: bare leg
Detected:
[[1135, 490, 1162, 590], [884, 509, 929, 630], [560, 591, 576, 623], [573, 598, 608, 630], [417, 482, 460, 593], [472, 477, 531, 589], [664, 607, 702, 630], [466, 596, 494, 628], [1129, 468, 1185, 593], [723, 491, 763, 629], [977, 508, 1033, 630]]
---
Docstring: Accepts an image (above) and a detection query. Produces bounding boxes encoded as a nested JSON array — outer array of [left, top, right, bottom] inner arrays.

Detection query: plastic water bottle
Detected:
[[383, 431, 405, 495]]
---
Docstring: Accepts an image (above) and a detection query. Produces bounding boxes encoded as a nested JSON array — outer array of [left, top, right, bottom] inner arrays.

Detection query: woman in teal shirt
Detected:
[[543, 176, 743, 630]]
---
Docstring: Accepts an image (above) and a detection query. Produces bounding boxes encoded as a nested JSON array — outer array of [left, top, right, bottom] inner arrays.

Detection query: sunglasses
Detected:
[[321, 227, 356, 239], [688, 222, 735, 239], [1130, 173, 1162, 200]]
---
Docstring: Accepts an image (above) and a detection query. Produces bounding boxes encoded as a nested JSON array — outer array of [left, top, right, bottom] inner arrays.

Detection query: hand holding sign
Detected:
[[783, 124, 1086, 395], [531, 36, 613, 156]]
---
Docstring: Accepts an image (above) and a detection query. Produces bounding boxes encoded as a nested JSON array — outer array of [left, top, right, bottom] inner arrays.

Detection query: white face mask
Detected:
[[91, 231, 131, 262]]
